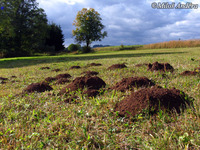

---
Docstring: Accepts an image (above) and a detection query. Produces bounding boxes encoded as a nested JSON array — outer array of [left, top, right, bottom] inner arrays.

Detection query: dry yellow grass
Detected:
[[143, 39, 200, 49]]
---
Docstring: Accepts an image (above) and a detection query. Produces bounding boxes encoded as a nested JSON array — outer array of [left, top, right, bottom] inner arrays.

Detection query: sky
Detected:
[[36, 0, 200, 47]]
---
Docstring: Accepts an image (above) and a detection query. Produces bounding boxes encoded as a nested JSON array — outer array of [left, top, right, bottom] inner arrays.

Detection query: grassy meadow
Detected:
[[0, 47, 200, 149]]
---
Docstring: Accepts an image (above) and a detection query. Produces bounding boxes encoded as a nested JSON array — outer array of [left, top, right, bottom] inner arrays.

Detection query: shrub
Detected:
[[120, 44, 124, 50], [68, 44, 81, 52], [81, 46, 92, 53]]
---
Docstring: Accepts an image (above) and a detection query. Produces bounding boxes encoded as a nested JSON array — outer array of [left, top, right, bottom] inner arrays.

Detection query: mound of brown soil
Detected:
[[55, 73, 71, 79], [70, 66, 81, 69], [59, 76, 106, 95], [107, 64, 127, 70], [56, 78, 70, 84], [180, 71, 197, 76], [87, 63, 102, 67], [52, 69, 61, 72], [114, 86, 189, 118], [81, 71, 99, 76], [44, 77, 57, 83], [11, 76, 17, 78], [83, 89, 100, 97], [0, 81, 6, 84], [0, 77, 8, 84], [23, 82, 53, 93], [0, 77, 8, 81], [148, 62, 174, 72], [111, 77, 155, 92], [40, 67, 50, 70], [85, 76, 106, 90]]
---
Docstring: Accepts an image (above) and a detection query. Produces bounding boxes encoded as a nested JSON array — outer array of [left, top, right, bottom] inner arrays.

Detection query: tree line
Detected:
[[0, 0, 64, 57], [0, 0, 107, 57]]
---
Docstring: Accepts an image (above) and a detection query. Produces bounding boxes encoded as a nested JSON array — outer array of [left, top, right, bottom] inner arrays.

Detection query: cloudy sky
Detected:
[[36, 0, 200, 47]]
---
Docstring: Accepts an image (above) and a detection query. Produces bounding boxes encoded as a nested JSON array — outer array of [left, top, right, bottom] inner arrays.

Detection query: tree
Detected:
[[72, 8, 107, 49], [45, 23, 65, 52], [0, 0, 48, 57], [67, 43, 81, 52]]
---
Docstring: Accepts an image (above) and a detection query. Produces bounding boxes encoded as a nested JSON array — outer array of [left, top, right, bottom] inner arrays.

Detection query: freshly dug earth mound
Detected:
[[44, 73, 71, 83], [107, 64, 127, 70], [180, 71, 197, 76], [52, 69, 61, 72], [115, 86, 190, 118], [0, 77, 8, 84], [148, 62, 174, 72], [81, 71, 99, 76], [23, 82, 53, 93], [40, 67, 50, 70], [44, 77, 57, 83], [70, 66, 81, 69], [56, 78, 70, 84], [83, 89, 100, 97], [0, 77, 8, 81], [59, 76, 106, 95], [85, 76, 106, 90], [87, 63, 102, 67], [55, 73, 71, 79], [111, 77, 155, 92], [0, 81, 6, 84]]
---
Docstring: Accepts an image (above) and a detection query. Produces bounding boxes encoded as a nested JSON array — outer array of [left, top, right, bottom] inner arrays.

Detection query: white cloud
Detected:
[[36, 0, 200, 46], [38, 0, 85, 5]]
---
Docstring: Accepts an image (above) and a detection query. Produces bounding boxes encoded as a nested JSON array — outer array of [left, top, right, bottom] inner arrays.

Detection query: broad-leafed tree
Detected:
[[72, 8, 107, 49]]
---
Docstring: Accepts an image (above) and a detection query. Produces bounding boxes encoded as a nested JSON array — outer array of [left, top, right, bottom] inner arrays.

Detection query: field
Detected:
[[0, 47, 200, 149]]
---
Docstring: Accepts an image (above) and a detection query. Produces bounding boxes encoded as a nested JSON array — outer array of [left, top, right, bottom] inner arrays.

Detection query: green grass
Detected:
[[93, 45, 143, 52], [0, 47, 200, 149]]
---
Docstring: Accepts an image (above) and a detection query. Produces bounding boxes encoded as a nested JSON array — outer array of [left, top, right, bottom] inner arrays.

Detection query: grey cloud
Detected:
[[37, 0, 200, 46]]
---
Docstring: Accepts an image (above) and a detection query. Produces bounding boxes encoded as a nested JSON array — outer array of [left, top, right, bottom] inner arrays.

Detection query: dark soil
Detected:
[[59, 76, 106, 95], [52, 69, 61, 72], [83, 89, 100, 97], [70, 66, 81, 69], [44, 73, 71, 83], [40, 67, 50, 70], [0, 77, 8, 81], [114, 86, 190, 118], [44, 77, 57, 83], [87, 63, 102, 67], [11, 76, 17, 78], [0, 81, 6, 84], [81, 71, 99, 76], [55, 73, 71, 80], [148, 62, 174, 72], [23, 82, 53, 93], [56, 78, 70, 84], [111, 77, 155, 92], [107, 64, 127, 70], [85, 76, 106, 90], [135, 63, 148, 67], [0, 77, 8, 84], [180, 71, 197, 76]]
